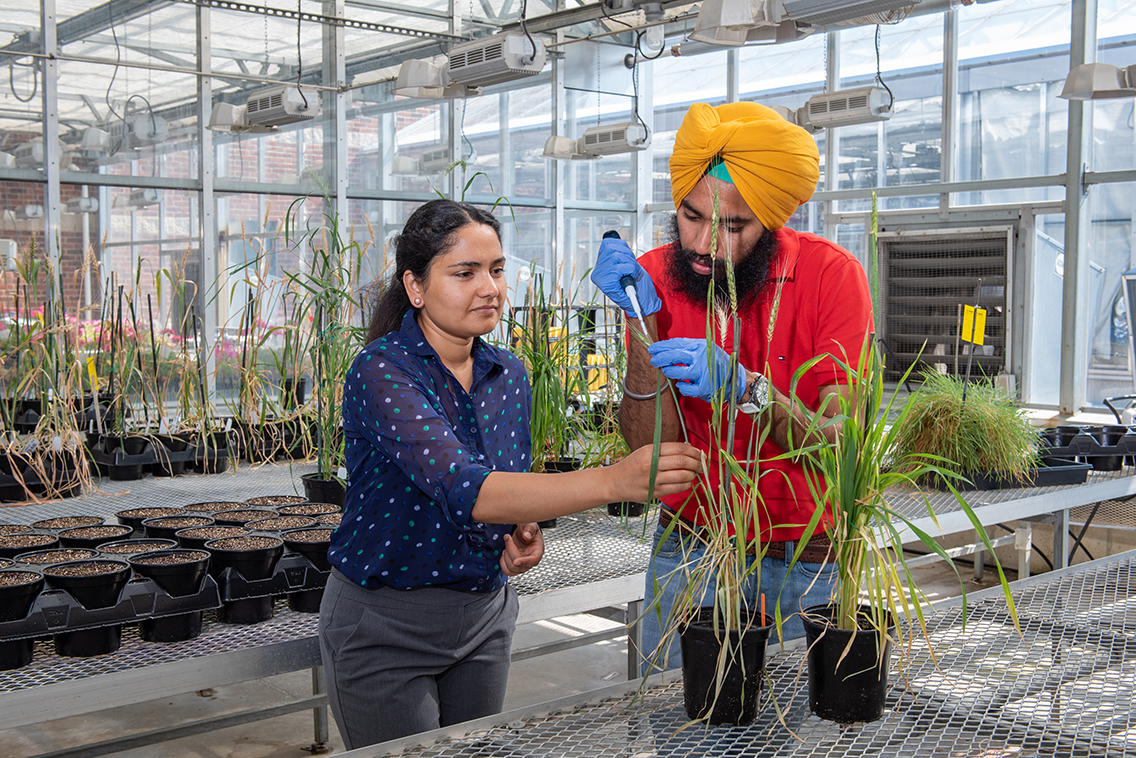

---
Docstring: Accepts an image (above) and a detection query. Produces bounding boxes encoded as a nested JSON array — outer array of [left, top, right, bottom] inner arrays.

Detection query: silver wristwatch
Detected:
[[738, 372, 772, 415]]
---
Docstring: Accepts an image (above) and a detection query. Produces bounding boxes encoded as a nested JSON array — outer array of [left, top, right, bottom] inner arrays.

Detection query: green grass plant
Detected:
[[889, 370, 1040, 485]]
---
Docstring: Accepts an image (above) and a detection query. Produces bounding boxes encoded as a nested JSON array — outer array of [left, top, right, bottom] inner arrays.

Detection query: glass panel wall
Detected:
[[953, 0, 1072, 206]]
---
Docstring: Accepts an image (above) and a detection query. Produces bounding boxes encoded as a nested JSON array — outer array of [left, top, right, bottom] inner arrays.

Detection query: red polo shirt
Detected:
[[638, 227, 873, 542]]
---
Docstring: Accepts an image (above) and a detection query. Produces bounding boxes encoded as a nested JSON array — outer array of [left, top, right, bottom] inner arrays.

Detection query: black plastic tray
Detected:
[[216, 551, 329, 602], [954, 458, 1092, 491], [0, 575, 221, 642]]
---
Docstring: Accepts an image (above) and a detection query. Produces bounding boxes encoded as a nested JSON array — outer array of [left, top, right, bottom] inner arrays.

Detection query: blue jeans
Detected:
[[637, 522, 837, 676]]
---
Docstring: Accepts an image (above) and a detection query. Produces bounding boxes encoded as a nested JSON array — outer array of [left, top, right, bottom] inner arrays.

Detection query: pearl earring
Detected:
[[414, 298, 422, 305]]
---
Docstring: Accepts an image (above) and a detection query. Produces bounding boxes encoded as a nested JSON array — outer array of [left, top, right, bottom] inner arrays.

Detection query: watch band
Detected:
[[738, 373, 771, 415]]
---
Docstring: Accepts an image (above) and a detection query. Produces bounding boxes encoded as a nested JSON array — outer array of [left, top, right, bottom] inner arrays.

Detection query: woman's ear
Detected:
[[403, 270, 423, 307]]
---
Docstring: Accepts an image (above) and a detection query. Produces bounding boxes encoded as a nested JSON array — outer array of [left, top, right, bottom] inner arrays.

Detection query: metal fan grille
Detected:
[[878, 226, 1013, 381]]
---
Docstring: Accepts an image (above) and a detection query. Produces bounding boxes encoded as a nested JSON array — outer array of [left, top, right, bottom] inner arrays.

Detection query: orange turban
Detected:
[[670, 102, 820, 231]]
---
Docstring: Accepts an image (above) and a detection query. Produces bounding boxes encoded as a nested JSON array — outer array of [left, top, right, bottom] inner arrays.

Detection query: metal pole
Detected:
[[1059, 0, 1096, 416]]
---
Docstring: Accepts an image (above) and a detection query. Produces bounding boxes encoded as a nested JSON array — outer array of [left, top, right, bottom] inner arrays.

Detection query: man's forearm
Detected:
[[618, 315, 682, 450], [764, 384, 843, 453]]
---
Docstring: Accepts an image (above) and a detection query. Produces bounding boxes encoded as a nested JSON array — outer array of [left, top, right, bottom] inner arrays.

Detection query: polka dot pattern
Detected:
[[329, 310, 532, 592]]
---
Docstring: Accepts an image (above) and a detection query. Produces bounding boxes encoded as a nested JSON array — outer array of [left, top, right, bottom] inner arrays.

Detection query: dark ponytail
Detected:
[[367, 199, 502, 343]]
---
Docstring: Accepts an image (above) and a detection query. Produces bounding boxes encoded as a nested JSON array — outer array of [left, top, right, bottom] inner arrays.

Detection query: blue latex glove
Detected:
[[589, 237, 661, 320], [648, 338, 748, 403]]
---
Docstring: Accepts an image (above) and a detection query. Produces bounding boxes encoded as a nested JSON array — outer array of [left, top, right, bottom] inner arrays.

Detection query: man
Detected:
[[591, 101, 873, 673]]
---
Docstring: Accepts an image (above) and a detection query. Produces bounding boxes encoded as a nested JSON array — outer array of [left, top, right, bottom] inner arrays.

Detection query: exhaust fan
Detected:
[[797, 86, 892, 131], [245, 86, 322, 127]]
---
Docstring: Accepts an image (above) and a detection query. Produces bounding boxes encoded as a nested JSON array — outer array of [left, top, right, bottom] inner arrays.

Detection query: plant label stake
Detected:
[[960, 282, 987, 403]]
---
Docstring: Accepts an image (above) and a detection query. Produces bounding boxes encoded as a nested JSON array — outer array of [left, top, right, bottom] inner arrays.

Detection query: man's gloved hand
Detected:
[[648, 338, 748, 403], [590, 237, 661, 320]]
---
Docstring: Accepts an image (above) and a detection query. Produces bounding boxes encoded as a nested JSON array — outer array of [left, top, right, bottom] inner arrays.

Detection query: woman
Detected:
[[318, 199, 702, 749]]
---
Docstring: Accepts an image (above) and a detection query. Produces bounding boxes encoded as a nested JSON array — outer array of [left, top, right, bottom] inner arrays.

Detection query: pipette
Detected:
[[602, 230, 650, 338]]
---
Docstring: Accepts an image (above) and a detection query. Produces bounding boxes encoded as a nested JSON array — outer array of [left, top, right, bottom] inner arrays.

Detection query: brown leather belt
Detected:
[[658, 507, 833, 563]]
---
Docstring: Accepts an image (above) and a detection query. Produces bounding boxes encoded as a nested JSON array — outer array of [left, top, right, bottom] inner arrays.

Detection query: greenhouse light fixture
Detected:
[[206, 102, 279, 134], [690, 0, 810, 46], [1059, 62, 1136, 100], [393, 59, 480, 99], [113, 188, 163, 209], [541, 135, 592, 160]]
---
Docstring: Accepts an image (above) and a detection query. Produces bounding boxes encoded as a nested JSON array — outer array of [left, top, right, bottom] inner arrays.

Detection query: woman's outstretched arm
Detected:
[[472, 442, 704, 525]]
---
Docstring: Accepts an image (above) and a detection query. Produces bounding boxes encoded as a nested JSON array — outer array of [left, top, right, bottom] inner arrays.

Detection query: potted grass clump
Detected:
[[889, 370, 1042, 490], [280, 195, 370, 506], [638, 232, 774, 726], [507, 268, 592, 529], [786, 339, 1019, 723]]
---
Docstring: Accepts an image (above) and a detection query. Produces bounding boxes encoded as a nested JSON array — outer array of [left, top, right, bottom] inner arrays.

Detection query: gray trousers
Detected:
[[318, 569, 519, 750]]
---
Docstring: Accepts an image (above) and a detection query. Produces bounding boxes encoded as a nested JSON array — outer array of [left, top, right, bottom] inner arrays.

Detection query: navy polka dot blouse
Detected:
[[329, 309, 532, 592]]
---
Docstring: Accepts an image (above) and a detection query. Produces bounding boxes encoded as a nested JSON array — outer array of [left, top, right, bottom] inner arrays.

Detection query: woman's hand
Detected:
[[611, 442, 704, 504], [500, 522, 544, 577]]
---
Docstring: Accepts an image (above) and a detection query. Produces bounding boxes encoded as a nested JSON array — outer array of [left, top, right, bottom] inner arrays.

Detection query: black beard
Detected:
[[662, 213, 779, 311]]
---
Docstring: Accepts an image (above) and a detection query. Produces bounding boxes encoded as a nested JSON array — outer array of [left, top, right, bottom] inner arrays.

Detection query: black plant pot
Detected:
[[97, 538, 178, 557], [182, 501, 246, 514], [278, 419, 311, 460], [281, 376, 308, 410], [206, 535, 284, 624], [212, 509, 277, 526], [58, 524, 134, 549], [0, 533, 60, 559], [101, 434, 152, 481], [802, 604, 893, 724], [115, 506, 187, 534], [31, 515, 103, 530], [679, 608, 772, 725], [279, 502, 341, 517], [246, 495, 307, 508], [15, 547, 99, 565], [42, 559, 131, 657], [130, 549, 211, 642], [0, 568, 44, 671], [301, 475, 345, 507], [175, 525, 250, 551], [193, 432, 231, 474], [142, 515, 214, 540], [283, 527, 333, 613], [1091, 425, 1128, 471], [606, 501, 646, 518], [151, 433, 192, 477], [247, 516, 318, 532]]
